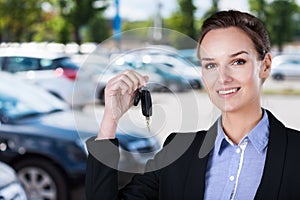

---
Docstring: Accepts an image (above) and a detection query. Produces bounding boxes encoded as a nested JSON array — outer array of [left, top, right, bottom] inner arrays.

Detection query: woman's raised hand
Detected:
[[97, 70, 149, 139]]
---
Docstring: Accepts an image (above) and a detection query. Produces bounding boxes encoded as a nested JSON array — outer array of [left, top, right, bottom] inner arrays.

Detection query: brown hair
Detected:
[[197, 10, 270, 60]]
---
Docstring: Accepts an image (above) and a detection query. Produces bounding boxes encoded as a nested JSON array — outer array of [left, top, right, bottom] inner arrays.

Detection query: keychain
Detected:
[[133, 87, 152, 132]]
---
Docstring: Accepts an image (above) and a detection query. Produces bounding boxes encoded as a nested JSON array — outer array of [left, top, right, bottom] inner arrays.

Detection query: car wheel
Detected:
[[191, 80, 202, 89], [273, 73, 284, 81], [14, 158, 69, 200]]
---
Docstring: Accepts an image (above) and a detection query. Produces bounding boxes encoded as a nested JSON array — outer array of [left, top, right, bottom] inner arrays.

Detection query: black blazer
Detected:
[[86, 110, 300, 200]]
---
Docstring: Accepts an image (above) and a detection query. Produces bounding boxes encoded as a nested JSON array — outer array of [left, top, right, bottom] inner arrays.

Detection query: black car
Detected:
[[0, 72, 159, 200]]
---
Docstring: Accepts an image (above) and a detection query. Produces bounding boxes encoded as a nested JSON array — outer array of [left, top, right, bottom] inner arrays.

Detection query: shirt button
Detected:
[[229, 176, 235, 181], [236, 148, 241, 153]]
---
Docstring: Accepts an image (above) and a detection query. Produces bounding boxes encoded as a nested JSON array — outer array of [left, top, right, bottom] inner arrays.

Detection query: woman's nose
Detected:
[[217, 66, 233, 84]]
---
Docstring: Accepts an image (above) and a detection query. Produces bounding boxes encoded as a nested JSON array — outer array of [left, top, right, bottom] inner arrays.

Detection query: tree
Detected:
[[249, 0, 300, 52], [202, 0, 219, 20], [267, 0, 299, 52], [58, 0, 109, 44], [0, 0, 45, 42], [165, 0, 197, 40], [164, 0, 197, 49], [249, 0, 267, 21], [86, 13, 110, 43]]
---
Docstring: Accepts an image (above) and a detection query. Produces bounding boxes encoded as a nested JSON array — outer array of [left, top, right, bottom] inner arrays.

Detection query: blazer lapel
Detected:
[[184, 120, 218, 200], [255, 110, 287, 199]]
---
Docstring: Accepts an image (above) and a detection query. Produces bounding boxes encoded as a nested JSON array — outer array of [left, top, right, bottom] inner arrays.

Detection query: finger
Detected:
[[108, 74, 136, 95], [143, 75, 149, 85], [112, 70, 147, 93], [124, 70, 148, 88], [106, 77, 131, 96], [122, 72, 143, 92], [118, 73, 138, 93], [106, 70, 149, 95]]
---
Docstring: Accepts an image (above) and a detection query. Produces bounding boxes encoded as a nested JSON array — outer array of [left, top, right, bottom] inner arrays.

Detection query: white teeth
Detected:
[[218, 88, 239, 95]]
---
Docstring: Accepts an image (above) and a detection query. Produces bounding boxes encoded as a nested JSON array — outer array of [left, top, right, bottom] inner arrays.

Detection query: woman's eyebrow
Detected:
[[200, 50, 249, 61], [200, 57, 214, 61], [229, 50, 249, 57]]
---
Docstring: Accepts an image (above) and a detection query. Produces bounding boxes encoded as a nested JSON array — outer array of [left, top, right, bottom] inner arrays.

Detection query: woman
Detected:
[[86, 10, 300, 200]]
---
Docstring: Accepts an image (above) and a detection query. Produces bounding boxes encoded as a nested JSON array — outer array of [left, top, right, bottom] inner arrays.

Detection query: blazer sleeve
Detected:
[[85, 136, 161, 200]]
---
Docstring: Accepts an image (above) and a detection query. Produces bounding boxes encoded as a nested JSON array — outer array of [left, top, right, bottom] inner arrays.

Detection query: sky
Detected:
[[104, 0, 250, 21]]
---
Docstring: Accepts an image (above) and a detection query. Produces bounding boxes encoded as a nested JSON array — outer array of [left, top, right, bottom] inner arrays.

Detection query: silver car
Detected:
[[271, 54, 300, 80]]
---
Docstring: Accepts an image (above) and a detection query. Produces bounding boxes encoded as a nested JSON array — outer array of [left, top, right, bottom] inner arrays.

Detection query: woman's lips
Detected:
[[217, 87, 241, 96]]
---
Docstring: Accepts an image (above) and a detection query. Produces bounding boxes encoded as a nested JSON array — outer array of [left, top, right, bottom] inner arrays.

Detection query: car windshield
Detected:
[[135, 63, 179, 76], [0, 75, 67, 120], [54, 57, 79, 69]]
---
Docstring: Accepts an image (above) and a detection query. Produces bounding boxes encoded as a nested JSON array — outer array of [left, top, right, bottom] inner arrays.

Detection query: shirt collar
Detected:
[[215, 109, 269, 155]]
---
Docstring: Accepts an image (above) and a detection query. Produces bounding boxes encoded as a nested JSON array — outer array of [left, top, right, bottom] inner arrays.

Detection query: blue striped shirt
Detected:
[[204, 110, 269, 200]]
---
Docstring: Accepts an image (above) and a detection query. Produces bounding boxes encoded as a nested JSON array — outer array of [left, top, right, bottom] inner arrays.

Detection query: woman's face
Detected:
[[199, 27, 269, 113]]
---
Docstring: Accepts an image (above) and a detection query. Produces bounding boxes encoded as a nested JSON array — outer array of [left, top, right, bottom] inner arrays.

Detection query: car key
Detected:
[[133, 87, 152, 131]]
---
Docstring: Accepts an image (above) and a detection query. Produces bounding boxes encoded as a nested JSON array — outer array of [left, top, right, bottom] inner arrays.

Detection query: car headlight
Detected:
[[0, 182, 27, 200]]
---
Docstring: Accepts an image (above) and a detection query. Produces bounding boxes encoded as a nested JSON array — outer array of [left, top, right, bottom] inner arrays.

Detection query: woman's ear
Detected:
[[260, 52, 272, 79]]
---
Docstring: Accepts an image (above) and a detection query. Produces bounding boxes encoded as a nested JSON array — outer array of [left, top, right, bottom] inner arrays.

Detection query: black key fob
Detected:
[[141, 88, 152, 117], [133, 87, 152, 118]]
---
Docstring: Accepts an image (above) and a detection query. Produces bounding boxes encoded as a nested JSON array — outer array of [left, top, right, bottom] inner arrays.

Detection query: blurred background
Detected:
[[0, 0, 300, 200]]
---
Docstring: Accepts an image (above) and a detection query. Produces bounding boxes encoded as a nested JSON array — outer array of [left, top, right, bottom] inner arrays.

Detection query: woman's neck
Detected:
[[221, 106, 263, 144]]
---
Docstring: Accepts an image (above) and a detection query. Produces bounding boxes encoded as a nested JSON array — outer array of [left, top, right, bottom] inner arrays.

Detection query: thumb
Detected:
[[143, 75, 149, 85]]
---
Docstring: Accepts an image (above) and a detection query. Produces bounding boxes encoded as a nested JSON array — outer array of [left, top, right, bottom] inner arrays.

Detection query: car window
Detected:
[[4, 57, 38, 72], [53, 57, 79, 69], [40, 59, 55, 70], [0, 96, 25, 120], [145, 67, 156, 73], [290, 60, 300, 65], [0, 74, 68, 120], [281, 59, 300, 65], [0, 90, 66, 120], [0, 57, 4, 69]]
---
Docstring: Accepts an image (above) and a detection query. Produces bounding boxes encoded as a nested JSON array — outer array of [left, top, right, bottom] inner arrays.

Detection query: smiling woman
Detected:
[[199, 27, 271, 128], [86, 10, 300, 200]]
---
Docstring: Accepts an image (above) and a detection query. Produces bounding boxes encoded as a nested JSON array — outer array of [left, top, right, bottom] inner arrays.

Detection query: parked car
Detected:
[[0, 72, 159, 199], [111, 49, 203, 89], [0, 48, 95, 107], [131, 62, 191, 92], [96, 62, 191, 104], [271, 54, 300, 80], [178, 48, 201, 67], [0, 161, 27, 200]]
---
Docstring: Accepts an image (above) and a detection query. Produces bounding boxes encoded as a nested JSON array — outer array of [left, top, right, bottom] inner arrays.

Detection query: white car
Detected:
[[0, 161, 27, 200], [0, 48, 95, 107], [271, 54, 300, 80]]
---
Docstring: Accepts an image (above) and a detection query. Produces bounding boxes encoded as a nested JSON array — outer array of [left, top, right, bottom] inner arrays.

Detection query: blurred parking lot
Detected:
[[0, 44, 300, 199], [1, 0, 300, 198]]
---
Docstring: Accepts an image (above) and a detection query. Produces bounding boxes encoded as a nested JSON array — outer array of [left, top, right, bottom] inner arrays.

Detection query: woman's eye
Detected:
[[233, 59, 246, 65], [204, 63, 217, 69]]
